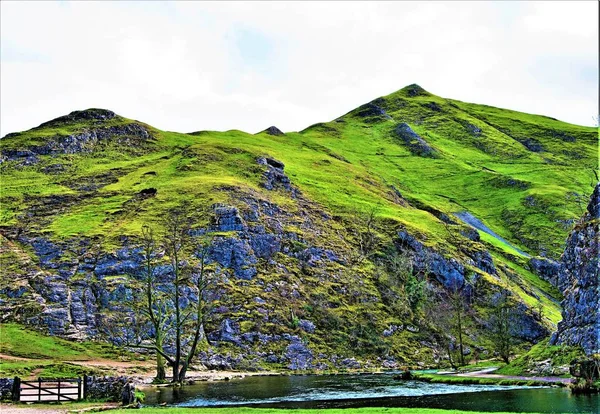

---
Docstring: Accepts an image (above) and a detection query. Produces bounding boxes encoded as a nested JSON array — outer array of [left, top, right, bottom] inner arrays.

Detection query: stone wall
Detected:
[[0, 378, 14, 400], [84, 375, 131, 401]]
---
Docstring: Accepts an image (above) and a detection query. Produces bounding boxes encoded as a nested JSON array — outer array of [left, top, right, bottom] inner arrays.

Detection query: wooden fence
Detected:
[[12, 376, 86, 402]]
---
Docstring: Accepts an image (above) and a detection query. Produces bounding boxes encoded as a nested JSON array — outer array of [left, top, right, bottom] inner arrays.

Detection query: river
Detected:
[[141, 373, 599, 413]]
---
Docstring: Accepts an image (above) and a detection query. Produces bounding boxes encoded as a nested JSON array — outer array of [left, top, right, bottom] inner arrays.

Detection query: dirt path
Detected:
[[0, 406, 67, 414], [0, 403, 118, 414], [0, 354, 32, 362]]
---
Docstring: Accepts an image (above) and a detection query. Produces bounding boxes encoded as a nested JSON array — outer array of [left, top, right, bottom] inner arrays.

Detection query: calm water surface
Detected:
[[142, 373, 599, 413]]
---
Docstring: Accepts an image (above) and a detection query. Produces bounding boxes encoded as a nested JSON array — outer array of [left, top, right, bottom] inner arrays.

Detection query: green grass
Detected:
[[0, 323, 117, 360], [0, 359, 98, 378], [497, 339, 585, 376], [412, 373, 559, 387], [0, 323, 136, 378]]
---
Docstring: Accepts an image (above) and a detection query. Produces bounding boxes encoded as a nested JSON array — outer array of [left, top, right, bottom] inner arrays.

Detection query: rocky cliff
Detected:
[[551, 183, 600, 355]]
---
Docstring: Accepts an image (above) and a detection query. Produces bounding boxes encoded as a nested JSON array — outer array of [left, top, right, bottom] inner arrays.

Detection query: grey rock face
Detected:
[[398, 231, 465, 290], [212, 204, 246, 232], [209, 237, 257, 280], [298, 247, 341, 267], [257, 157, 298, 196], [354, 101, 392, 122], [340, 357, 361, 369], [466, 249, 496, 275], [509, 303, 549, 342], [298, 319, 315, 333], [285, 340, 313, 370], [1, 123, 151, 164], [248, 232, 281, 259], [264, 126, 284, 136], [211, 318, 241, 344], [528, 257, 560, 288], [517, 138, 544, 153], [551, 183, 600, 355], [394, 123, 437, 157], [200, 352, 242, 370]]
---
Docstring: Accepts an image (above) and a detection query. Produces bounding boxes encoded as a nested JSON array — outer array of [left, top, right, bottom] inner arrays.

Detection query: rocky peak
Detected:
[[37, 108, 117, 129], [551, 183, 599, 355], [399, 83, 430, 97], [263, 126, 284, 136]]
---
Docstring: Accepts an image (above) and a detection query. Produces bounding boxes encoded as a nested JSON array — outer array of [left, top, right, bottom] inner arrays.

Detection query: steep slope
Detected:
[[551, 183, 599, 355], [0, 85, 596, 370]]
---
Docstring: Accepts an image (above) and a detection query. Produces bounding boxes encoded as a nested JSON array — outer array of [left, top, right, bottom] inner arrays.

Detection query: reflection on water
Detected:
[[142, 373, 599, 413]]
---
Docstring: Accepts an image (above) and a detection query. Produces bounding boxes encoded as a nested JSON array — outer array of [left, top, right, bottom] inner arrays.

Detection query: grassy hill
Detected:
[[0, 323, 142, 378], [0, 84, 596, 369]]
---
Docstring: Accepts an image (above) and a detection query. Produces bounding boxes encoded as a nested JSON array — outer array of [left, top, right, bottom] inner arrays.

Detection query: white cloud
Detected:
[[1, 1, 598, 137]]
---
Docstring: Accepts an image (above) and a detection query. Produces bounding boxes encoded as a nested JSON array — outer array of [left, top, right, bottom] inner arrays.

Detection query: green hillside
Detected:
[[0, 84, 596, 369]]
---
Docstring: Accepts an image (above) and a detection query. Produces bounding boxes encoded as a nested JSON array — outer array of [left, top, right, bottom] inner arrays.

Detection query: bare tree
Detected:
[[447, 280, 471, 366], [489, 293, 514, 364], [351, 204, 381, 263], [425, 296, 459, 369], [176, 237, 214, 381], [162, 209, 192, 383], [139, 224, 168, 381]]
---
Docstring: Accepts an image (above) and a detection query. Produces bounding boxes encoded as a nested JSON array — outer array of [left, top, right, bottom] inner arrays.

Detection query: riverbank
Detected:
[[113, 408, 544, 414], [413, 370, 570, 387], [0, 405, 544, 414]]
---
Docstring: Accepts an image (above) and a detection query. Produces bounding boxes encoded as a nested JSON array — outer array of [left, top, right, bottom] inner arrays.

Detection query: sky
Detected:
[[1, 1, 598, 137]]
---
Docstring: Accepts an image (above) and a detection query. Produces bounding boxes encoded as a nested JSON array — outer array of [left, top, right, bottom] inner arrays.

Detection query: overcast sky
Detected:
[[1, 1, 598, 137]]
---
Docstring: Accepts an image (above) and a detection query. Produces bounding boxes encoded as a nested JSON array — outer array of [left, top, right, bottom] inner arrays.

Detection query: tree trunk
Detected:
[[156, 353, 166, 381], [457, 308, 464, 366], [178, 322, 206, 382]]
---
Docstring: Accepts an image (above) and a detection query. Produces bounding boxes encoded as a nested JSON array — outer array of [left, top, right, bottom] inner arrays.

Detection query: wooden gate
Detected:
[[13, 377, 84, 402]]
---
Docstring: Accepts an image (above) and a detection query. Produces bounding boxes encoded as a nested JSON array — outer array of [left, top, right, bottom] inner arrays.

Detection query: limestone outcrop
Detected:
[[551, 183, 599, 355]]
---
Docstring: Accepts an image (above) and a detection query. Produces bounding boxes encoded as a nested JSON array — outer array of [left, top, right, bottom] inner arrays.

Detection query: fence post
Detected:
[[11, 377, 20, 402], [58, 379, 61, 401], [78, 377, 82, 401], [83, 375, 88, 400], [38, 378, 41, 402]]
